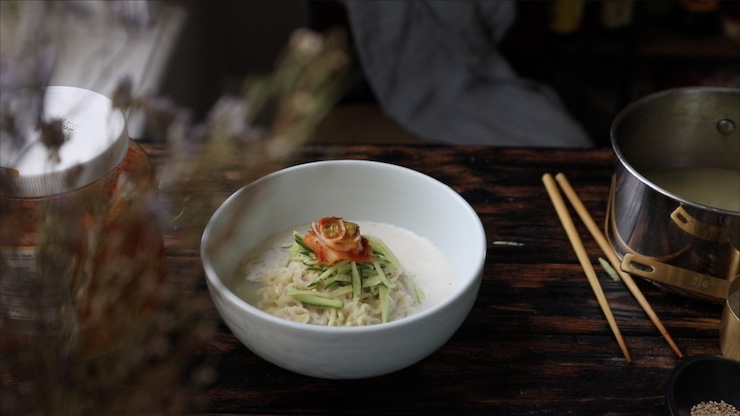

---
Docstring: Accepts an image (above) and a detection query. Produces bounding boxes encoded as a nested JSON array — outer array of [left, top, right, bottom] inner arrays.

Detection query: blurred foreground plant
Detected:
[[0, 1, 351, 414], [139, 25, 353, 248]]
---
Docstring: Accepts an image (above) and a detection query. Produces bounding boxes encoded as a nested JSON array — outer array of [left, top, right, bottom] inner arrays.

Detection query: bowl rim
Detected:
[[201, 159, 487, 333]]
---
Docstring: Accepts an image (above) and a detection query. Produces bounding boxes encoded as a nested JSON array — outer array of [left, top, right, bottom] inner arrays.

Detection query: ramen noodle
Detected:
[[230, 219, 457, 327]]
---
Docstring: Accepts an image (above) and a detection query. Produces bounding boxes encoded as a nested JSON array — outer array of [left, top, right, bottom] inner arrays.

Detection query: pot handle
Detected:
[[622, 253, 730, 300], [671, 206, 729, 242]]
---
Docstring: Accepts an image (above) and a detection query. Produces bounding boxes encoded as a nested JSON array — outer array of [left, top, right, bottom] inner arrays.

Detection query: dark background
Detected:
[[159, 0, 740, 148]]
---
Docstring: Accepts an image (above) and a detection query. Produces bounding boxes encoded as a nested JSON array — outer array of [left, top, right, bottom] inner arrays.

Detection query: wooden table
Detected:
[[143, 143, 726, 415]]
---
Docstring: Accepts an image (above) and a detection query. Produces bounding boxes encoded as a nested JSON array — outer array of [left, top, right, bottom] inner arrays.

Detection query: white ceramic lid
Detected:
[[0, 86, 128, 197]]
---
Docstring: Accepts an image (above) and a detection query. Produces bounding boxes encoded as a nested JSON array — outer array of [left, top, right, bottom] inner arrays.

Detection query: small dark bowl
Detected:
[[666, 355, 740, 416]]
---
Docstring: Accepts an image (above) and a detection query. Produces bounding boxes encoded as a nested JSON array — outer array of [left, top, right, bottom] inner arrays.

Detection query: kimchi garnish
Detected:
[[302, 217, 374, 266]]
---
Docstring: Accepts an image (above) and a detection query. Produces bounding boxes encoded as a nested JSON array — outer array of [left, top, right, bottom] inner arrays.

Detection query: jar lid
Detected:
[[0, 86, 128, 197]]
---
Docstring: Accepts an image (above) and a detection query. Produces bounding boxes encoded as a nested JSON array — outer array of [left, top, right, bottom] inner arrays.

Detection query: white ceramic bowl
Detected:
[[201, 160, 486, 379]]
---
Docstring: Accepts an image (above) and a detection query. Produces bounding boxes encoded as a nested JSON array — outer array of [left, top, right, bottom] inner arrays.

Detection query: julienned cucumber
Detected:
[[287, 289, 344, 309], [287, 230, 423, 324]]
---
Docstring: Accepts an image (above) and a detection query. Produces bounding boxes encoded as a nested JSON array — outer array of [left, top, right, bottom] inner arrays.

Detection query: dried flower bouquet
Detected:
[[0, 1, 351, 414]]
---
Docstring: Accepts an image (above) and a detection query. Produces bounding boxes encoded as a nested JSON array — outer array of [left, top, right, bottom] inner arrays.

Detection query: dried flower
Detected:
[[110, 75, 135, 110], [0, 1, 352, 414], [206, 95, 253, 142], [37, 118, 67, 163], [108, 0, 155, 31]]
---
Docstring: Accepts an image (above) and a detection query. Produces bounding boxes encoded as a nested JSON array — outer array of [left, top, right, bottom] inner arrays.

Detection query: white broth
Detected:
[[229, 221, 458, 317]]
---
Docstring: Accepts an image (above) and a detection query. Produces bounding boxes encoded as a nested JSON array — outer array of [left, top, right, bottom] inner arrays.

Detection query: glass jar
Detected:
[[0, 86, 166, 355]]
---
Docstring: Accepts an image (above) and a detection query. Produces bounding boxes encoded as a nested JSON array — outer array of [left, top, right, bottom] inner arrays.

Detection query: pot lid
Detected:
[[0, 86, 128, 197]]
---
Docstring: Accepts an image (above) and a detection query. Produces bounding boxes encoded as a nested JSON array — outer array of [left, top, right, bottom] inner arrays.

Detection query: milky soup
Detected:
[[229, 221, 458, 326], [644, 167, 740, 212]]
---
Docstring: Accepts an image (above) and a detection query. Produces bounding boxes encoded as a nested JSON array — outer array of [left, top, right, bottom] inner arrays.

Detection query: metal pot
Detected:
[[606, 87, 740, 302]]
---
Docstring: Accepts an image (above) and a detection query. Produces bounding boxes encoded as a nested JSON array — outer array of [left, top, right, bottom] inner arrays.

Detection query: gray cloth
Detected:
[[344, 0, 593, 147]]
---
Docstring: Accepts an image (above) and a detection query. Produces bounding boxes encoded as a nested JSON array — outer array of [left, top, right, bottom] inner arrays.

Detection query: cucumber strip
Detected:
[[359, 266, 375, 278], [598, 257, 621, 281], [351, 261, 361, 300], [287, 288, 332, 298], [287, 243, 304, 264], [293, 231, 315, 254], [323, 281, 343, 291], [379, 284, 390, 323], [308, 260, 349, 287], [410, 276, 426, 303], [288, 289, 344, 309], [327, 285, 353, 298], [284, 229, 414, 323], [324, 274, 351, 286], [372, 260, 397, 290], [362, 275, 382, 288], [366, 235, 403, 273]]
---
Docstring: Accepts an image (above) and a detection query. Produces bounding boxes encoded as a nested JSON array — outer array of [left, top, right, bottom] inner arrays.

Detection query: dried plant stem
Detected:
[[542, 173, 632, 363], [2, 7, 351, 411], [554, 173, 683, 359]]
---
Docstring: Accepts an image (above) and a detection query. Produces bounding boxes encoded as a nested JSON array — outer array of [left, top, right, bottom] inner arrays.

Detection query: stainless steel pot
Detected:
[[606, 87, 740, 302]]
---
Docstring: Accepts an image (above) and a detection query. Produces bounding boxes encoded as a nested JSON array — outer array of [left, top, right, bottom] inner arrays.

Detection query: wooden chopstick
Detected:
[[554, 173, 684, 358], [542, 173, 633, 363]]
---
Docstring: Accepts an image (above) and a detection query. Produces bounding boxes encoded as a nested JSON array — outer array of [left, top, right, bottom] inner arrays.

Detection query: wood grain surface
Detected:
[[143, 143, 725, 416]]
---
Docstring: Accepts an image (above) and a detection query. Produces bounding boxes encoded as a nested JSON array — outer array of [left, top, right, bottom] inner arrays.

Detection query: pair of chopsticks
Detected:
[[542, 173, 683, 362]]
